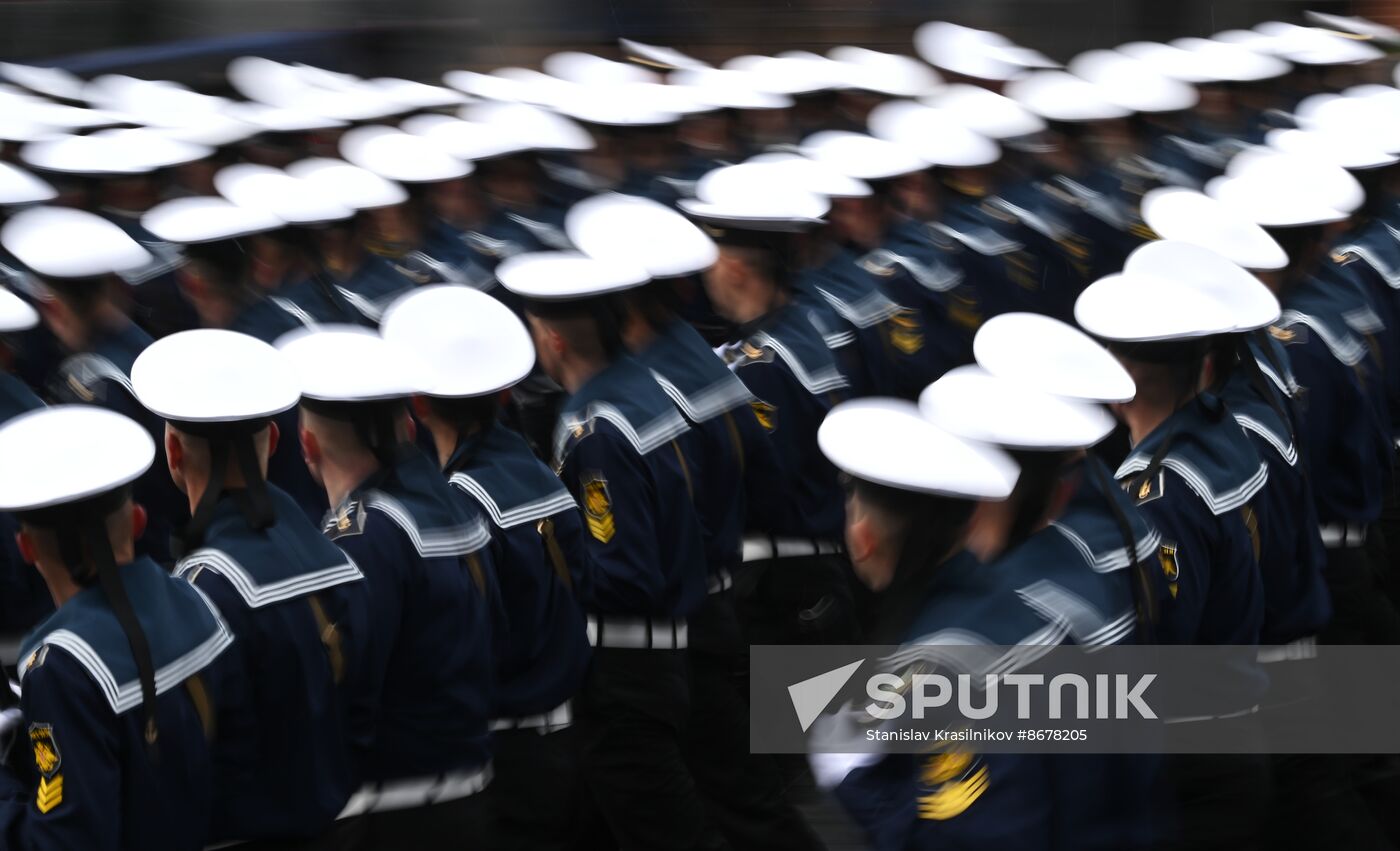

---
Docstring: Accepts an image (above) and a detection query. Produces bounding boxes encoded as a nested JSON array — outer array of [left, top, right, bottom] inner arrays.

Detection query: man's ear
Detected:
[[410, 395, 432, 421], [165, 428, 186, 491], [846, 513, 877, 566], [547, 326, 567, 358], [131, 504, 147, 542], [15, 530, 35, 566], [266, 421, 280, 456], [300, 426, 320, 466]]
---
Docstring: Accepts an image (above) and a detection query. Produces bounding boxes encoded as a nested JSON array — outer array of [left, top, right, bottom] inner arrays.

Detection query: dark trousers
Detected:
[[1163, 717, 1272, 851], [575, 646, 710, 851], [228, 818, 367, 851], [686, 591, 826, 851], [733, 554, 861, 646], [1320, 546, 1400, 646], [485, 725, 582, 851]]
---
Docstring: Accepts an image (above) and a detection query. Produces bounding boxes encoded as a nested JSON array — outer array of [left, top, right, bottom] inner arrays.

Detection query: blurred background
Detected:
[[0, 0, 1386, 88]]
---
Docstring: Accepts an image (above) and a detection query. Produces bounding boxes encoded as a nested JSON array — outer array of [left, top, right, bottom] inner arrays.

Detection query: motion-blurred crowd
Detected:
[[0, 10, 1398, 850]]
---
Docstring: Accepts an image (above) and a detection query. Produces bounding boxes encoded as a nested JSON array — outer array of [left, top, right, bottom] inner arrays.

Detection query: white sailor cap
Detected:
[[0, 287, 39, 333], [744, 152, 872, 198], [1, 207, 152, 279], [678, 163, 830, 231], [925, 84, 1046, 140], [0, 113, 61, 144], [227, 57, 308, 108], [0, 63, 85, 101], [620, 39, 713, 72], [973, 312, 1135, 404], [920, 365, 1116, 451], [0, 406, 154, 512], [459, 101, 595, 152], [1140, 187, 1287, 270], [141, 197, 284, 245], [818, 397, 1020, 499], [13, 98, 124, 132], [1124, 240, 1279, 333], [86, 76, 226, 125], [496, 251, 650, 302], [867, 101, 1000, 168], [152, 114, 260, 148], [339, 125, 473, 183], [1005, 71, 1132, 123], [214, 164, 354, 225], [567, 193, 718, 279], [276, 325, 423, 403], [544, 52, 661, 87], [285, 158, 408, 211], [1305, 11, 1400, 44], [826, 47, 943, 97], [1260, 23, 1385, 65], [1066, 50, 1198, 113], [913, 22, 1054, 83], [1206, 151, 1357, 226], [380, 285, 535, 398], [0, 162, 56, 206], [1266, 128, 1397, 171], [1167, 38, 1291, 82], [131, 329, 300, 424], [550, 85, 683, 127], [668, 68, 794, 111], [442, 67, 562, 105], [401, 115, 527, 161], [1117, 41, 1218, 83], [1220, 147, 1365, 213], [1299, 91, 1400, 155], [800, 130, 926, 181], [1075, 270, 1237, 343], [365, 77, 467, 111], [21, 131, 210, 175], [722, 53, 845, 96], [222, 101, 347, 134]]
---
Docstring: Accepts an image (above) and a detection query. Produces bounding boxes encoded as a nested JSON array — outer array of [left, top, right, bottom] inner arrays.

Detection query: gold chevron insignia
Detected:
[[583, 476, 615, 544], [36, 774, 62, 814]]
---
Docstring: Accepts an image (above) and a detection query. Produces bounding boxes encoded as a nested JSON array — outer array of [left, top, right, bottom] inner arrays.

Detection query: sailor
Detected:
[[380, 283, 592, 849], [1124, 240, 1330, 649], [495, 249, 714, 850], [0, 206, 187, 565], [140, 195, 325, 522], [566, 193, 819, 850], [799, 130, 970, 398], [277, 326, 497, 848], [812, 397, 1075, 849], [677, 167, 857, 645], [1076, 264, 1272, 848], [337, 125, 486, 288], [129, 329, 368, 846], [925, 314, 1171, 848], [0, 405, 232, 849], [1206, 153, 1399, 646]]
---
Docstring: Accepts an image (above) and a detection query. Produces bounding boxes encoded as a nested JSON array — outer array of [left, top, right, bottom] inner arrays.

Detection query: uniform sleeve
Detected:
[[561, 429, 666, 614], [731, 360, 801, 533], [329, 524, 406, 761], [0, 652, 123, 851], [1135, 487, 1214, 645]]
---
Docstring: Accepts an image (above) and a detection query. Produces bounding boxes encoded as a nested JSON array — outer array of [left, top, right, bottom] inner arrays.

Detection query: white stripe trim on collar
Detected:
[[20, 585, 233, 715], [751, 331, 849, 395], [651, 371, 754, 424], [813, 285, 902, 328], [1049, 521, 1162, 574], [1233, 413, 1298, 467], [554, 400, 690, 462], [175, 548, 363, 608], [363, 492, 491, 557], [1116, 456, 1268, 516], [61, 353, 133, 395], [449, 474, 577, 530], [1279, 309, 1367, 366]]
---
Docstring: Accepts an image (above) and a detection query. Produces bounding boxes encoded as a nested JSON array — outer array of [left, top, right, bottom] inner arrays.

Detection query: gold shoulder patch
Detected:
[[750, 400, 777, 432], [1159, 542, 1181, 599], [1268, 324, 1300, 344], [887, 309, 925, 355], [1126, 469, 1166, 506], [917, 747, 988, 821], [29, 724, 63, 814], [582, 475, 615, 544]]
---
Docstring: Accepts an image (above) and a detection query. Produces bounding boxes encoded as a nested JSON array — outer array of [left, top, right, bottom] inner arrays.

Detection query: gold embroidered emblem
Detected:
[[1159, 543, 1181, 599], [583, 476, 615, 544], [750, 400, 777, 432]]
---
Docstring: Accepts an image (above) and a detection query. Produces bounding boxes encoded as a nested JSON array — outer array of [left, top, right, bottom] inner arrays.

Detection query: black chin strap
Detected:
[[1087, 457, 1156, 643], [443, 420, 496, 476], [172, 427, 276, 559]]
